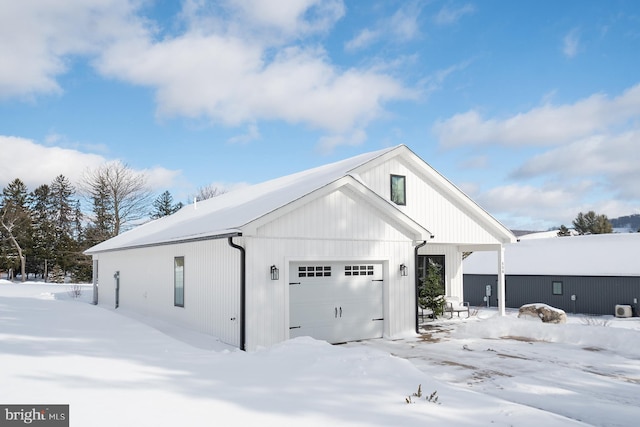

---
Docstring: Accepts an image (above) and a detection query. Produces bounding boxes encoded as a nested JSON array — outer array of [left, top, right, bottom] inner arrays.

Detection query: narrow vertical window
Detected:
[[390, 174, 406, 205], [174, 256, 184, 307], [552, 281, 563, 295]]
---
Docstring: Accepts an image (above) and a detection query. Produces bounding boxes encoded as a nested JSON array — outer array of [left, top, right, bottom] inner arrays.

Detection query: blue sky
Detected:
[[1, 0, 639, 230]]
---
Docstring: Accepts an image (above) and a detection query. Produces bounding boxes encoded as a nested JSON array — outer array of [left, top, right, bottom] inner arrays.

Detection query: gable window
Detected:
[[390, 174, 406, 205], [552, 281, 563, 295], [174, 256, 185, 307]]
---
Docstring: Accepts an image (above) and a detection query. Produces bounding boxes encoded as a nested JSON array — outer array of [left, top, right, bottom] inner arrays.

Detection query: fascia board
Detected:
[[400, 148, 516, 244]]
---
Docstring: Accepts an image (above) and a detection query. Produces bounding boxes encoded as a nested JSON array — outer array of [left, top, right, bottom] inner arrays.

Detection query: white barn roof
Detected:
[[464, 233, 640, 277], [86, 144, 514, 254], [86, 146, 402, 253]]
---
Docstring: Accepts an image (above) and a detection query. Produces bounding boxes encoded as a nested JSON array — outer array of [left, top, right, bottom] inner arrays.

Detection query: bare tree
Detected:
[[1, 179, 31, 282], [190, 184, 227, 202], [80, 161, 152, 237], [0, 202, 29, 282]]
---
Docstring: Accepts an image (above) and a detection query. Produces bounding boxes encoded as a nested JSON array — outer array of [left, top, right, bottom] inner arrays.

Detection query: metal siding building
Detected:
[[87, 145, 516, 351], [463, 233, 640, 316]]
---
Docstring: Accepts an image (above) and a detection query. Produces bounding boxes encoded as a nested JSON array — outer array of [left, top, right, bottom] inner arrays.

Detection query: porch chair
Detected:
[[444, 296, 470, 318], [418, 304, 435, 322]]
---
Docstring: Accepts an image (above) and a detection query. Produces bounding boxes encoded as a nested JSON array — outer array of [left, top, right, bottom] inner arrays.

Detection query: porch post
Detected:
[[497, 245, 506, 316]]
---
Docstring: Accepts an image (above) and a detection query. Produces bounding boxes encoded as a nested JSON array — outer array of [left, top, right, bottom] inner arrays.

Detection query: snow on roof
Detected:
[[464, 233, 640, 277], [86, 145, 400, 253]]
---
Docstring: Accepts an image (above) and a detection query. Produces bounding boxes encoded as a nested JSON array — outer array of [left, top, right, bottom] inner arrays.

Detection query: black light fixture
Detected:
[[400, 263, 408, 276], [270, 265, 279, 280]]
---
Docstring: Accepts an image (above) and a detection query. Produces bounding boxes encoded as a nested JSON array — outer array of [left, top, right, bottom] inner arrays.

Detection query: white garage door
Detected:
[[289, 262, 384, 344]]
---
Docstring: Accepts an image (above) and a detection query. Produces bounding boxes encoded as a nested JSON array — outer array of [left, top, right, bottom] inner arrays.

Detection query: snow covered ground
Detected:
[[1, 281, 638, 426]]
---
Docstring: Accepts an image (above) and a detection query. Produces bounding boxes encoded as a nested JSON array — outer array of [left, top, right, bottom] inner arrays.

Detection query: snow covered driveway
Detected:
[[347, 313, 640, 427], [1, 282, 639, 427]]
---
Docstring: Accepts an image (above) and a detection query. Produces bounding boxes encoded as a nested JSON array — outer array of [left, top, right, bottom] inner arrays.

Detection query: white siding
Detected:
[[243, 188, 417, 350], [244, 237, 415, 350], [258, 187, 414, 241], [419, 244, 464, 298], [358, 157, 504, 244], [93, 238, 242, 347]]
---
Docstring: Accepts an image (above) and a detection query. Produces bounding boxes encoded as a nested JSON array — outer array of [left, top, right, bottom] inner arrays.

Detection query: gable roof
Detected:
[[85, 144, 514, 254], [463, 233, 640, 277], [86, 145, 406, 253]]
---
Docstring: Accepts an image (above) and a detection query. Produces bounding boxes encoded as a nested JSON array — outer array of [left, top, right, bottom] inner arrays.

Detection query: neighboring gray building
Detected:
[[463, 233, 640, 316]]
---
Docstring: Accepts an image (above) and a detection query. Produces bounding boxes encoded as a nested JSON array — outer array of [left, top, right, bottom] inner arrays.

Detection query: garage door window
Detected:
[[345, 265, 374, 276], [298, 266, 331, 277]]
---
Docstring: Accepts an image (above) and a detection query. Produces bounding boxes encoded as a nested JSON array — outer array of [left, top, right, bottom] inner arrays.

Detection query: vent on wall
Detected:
[[615, 305, 633, 318]]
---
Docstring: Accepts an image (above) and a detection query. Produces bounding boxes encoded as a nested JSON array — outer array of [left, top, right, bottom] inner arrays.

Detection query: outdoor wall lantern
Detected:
[[270, 265, 279, 281], [400, 263, 408, 276]]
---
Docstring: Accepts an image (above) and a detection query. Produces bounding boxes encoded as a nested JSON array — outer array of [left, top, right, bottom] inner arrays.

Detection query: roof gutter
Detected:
[[84, 231, 243, 255], [227, 235, 246, 351]]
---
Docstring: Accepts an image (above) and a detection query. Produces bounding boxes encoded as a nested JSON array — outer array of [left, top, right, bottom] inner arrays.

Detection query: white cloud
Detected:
[[473, 182, 596, 229], [563, 28, 580, 58], [1, 1, 410, 150], [433, 83, 640, 147], [0, 0, 147, 99], [345, 28, 378, 51], [476, 180, 640, 230], [435, 83, 640, 228], [512, 130, 640, 199], [222, 0, 345, 38], [345, 3, 422, 51], [0, 136, 180, 192], [98, 33, 409, 134], [227, 123, 261, 144], [388, 3, 422, 41], [318, 128, 367, 154], [434, 4, 475, 26]]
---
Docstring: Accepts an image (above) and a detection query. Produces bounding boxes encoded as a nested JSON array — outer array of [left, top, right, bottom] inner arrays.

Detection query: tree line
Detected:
[[557, 211, 617, 236], [0, 162, 213, 283]]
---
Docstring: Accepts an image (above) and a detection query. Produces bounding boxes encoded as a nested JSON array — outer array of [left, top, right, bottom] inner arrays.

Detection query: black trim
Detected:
[[390, 174, 406, 206], [228, 235, 246, 351], [414, 240, 428, 333], [174, 256, 185, 307]]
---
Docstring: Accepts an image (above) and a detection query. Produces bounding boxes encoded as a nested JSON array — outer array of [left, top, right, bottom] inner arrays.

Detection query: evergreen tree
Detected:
[[557, 225, 572, 237], [418, 260, 446, 318], [150, 191, 183, 219], [49, 175, 78, 274], [49, 264, 65, 284], [83, 180, 115, 246], [572, 211, 613, 235], [29, 184, 56, 279]]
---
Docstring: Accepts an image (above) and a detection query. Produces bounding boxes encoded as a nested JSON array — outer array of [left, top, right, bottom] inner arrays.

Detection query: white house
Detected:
[[86, 145, 515, 350]]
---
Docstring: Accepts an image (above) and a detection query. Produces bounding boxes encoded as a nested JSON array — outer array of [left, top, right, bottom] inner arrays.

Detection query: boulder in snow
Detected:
[[518, 303, 567, 324]]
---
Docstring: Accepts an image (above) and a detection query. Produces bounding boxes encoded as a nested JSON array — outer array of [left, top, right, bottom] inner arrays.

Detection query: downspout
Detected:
[[414, 240, 428, 333], [228, 235, 246, 351]]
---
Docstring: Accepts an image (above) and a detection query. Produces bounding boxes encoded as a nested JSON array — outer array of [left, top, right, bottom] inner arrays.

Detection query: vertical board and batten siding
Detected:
[[357, 157, 503, 244], [420, 244, 463, 298], [245, 187, 416, 350], [94, 238, 242, 347], [463, 274, 640, 316]]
